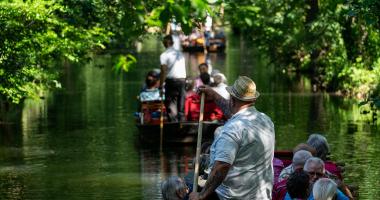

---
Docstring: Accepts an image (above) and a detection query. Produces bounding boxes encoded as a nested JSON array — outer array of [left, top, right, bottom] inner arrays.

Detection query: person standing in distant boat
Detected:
[[190, 76, 275, 200], [160, 35, 187, 122]]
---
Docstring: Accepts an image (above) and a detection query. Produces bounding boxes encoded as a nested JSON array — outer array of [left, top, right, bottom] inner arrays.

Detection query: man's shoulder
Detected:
[[254, 109, 274, 127], [162, 47, 179, 53], [160, 48, 171, 55], [236, 108, 273, 125], [223, 108, 273, 131], [223, 117, 241, 130]]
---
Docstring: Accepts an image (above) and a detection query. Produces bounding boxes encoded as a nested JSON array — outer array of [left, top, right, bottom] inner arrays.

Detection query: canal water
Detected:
[[0, 35, 379, 199]]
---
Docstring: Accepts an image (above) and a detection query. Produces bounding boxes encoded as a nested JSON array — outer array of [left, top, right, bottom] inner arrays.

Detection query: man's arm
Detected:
[[199, 86, 231, 118], [160, 64, 167, 88], [189, 161, 231, 200]]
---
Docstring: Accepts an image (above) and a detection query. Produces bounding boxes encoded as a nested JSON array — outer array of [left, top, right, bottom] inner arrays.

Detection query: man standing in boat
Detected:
[[160, 35, 187, 122], [190, 76, 275, 200]]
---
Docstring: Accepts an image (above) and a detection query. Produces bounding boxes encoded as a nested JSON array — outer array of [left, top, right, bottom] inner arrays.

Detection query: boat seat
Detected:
[[140, 100, 164, 111], [138, 101, 166, 125]]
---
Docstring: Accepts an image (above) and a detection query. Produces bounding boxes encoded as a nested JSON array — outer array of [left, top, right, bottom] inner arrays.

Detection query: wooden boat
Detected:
[[182, 38, 226, 53], [181, 33, 226, 53], [272, 150, 357, 199], [273, 150, 345, 184], [135, 99, 224, 144]]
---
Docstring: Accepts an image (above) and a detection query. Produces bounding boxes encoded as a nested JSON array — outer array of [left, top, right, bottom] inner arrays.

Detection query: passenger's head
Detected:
[[303, 157, 325, 183], [312, 178, 337, 200], [213, 73, 227, 84], [185, 79, 194, 91], [198, 63, 209, 74], [286, 170, 311, 199], [307, 134, 330, 160], [145, 70, 160, 89], [293, 143, 317, 156], [163, 35, 174, 48], [292, 150, 313, 170], [200, 72, 211, 85], [161, 176, 188, 200]]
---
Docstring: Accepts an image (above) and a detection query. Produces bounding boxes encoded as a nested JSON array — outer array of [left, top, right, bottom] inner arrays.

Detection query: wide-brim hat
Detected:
[[226, 76, 260, 101]]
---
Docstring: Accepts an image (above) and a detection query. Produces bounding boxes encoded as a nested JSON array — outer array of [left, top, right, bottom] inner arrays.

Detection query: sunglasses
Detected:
[[306, 171, 324, 177]]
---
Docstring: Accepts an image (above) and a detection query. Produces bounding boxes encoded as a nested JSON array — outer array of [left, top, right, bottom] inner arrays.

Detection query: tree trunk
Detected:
[[305, 0, 320, 90], [305, 0, 319, 24]]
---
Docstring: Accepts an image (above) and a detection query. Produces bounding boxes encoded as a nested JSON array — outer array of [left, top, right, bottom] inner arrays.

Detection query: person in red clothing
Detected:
[[185, 93, 224, 121], [185, 72, 225, 122]]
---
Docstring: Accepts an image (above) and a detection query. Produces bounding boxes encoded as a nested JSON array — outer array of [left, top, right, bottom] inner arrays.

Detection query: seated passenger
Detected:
[[185, 72, 224, 122], [184, 92, 224, 121], [278, 150, 313, 182], [139, 70, 162, 102], [194, 63, 210, 89], [306, 134, 342, 179], [293, 143, 317, 156], [307, 134, 330, 161], [307, 134, 353, 198], [211, 72, 229, 100], [313, 178, 338, 200], [303, 157, 350, 200], [199, 72, 211, 86], [284, 170, 311, 200]]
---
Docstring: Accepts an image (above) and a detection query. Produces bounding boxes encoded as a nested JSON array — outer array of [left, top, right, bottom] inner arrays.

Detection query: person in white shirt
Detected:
[[190, 76, 275, 200], [160, 35, 187, 122]]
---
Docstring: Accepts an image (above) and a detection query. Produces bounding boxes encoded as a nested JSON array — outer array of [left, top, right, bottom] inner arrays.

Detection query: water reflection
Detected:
[[139, 145, 194, 199], [0, 34, 379, 199]]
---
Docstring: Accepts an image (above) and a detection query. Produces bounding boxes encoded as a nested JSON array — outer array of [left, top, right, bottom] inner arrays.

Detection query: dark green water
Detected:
[[0, 35, 379, 199]]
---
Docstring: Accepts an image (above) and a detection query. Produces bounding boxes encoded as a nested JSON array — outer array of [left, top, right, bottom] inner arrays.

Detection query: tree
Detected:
[[224, 0, 380, 98], [0, 0, 211, 105]]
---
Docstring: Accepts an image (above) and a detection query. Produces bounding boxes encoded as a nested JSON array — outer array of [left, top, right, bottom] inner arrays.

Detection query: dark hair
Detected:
[[200, 72, 211, 85], [163, 35, 173, 47], [198, 63, 208, 70], [145, 70, 159, 88], [286, 170, 310, 199], [201, 142, 212, 154], [147, 70, 160, 79]]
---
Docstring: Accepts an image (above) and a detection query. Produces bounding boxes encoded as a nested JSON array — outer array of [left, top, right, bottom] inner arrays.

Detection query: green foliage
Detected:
[[224, 0, 380, 98], [359, 93, 380, 124], [0, 0, 211, 104], [347, 0, 380, 28], [146, 0, 210, 34], [114, 54, 137, 73], [2, 0, 377, 105], [0, 0, 111, 104]]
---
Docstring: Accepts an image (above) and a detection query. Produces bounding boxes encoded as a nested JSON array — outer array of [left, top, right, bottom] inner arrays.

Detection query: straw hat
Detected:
[[226, 76, 260, 101]]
